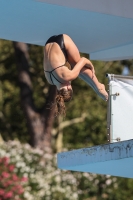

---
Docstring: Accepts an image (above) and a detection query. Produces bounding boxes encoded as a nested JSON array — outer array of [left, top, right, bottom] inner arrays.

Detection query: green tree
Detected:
[[13, 42, 57, 150]]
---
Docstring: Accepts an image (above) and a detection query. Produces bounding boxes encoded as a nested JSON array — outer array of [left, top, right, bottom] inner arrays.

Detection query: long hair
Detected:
[[55, 88, 73, 117]]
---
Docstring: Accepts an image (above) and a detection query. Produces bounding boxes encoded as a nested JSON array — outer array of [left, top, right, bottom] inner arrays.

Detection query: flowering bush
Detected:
[[0, 140, 117, 200], [0, 156, 27, 200]]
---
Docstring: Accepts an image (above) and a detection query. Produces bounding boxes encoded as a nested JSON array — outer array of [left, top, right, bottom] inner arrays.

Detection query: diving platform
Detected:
[[57, 139, 133, 178], [57, 74, 133, 178]]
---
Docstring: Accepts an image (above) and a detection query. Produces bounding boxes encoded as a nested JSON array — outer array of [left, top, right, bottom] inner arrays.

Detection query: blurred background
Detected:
[[0, 39, 133, 200]]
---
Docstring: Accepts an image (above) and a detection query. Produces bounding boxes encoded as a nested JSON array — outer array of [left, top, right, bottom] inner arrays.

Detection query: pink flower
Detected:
[[4, 191, 13, 199], [18, 188, 24, 195], [2, 157, 9, 165], [3, 182, 9, 187], [5, 180, 13, 186], [12, 174, 18, 181], [0, 189, 5, 196], [21, 176, 28, 182], [8, 165, 15, 172], [15, 185, 22, 190], [12, 185, 24, 195], [12, 186, 17, 192], [2, 172, 10, 178]]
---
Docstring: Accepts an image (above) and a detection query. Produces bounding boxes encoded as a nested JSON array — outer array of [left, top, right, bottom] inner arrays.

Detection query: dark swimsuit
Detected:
[[44, 34, 68, 85]]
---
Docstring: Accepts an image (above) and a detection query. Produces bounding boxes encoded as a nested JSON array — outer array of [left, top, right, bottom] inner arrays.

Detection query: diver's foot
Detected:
[[98, 84, 108, 101]]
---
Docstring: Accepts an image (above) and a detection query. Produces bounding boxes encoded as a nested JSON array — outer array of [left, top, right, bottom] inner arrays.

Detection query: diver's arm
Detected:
[[62, 57, 95, 81]]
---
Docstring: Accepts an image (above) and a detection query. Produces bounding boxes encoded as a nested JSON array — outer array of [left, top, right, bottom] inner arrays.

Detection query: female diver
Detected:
[[44, 34, 108, 116]]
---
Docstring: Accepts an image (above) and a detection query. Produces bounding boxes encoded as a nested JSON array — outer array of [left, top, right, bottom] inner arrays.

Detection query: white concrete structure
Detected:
[[107, 74, 133, 143], [1, 0, 133, 60], [57, 139, 133, 178]]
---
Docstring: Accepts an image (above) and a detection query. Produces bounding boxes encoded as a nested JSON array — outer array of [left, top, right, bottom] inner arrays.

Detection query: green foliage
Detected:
[[28, 44, 49, 109], [0, 40, 28, 142], [0, 41, 49, 142]]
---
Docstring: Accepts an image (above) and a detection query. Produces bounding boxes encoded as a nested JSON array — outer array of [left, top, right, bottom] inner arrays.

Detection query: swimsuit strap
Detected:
[[50, 64, 65, 73], [44, 63, 66, 85]]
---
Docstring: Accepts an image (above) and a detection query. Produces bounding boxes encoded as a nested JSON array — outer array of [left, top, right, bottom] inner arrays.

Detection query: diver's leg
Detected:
[[63, 34, 108, 100], [63, 34, 81, 65], [79, 67, 108, 101]]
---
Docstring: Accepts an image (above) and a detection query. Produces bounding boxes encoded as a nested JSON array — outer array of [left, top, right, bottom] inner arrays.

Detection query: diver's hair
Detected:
[[55, 88, 73, 117]]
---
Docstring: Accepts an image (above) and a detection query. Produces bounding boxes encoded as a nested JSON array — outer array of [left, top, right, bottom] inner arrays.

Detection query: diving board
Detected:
[[57, 139, 133, 178], [1, 0, 133, 60]]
